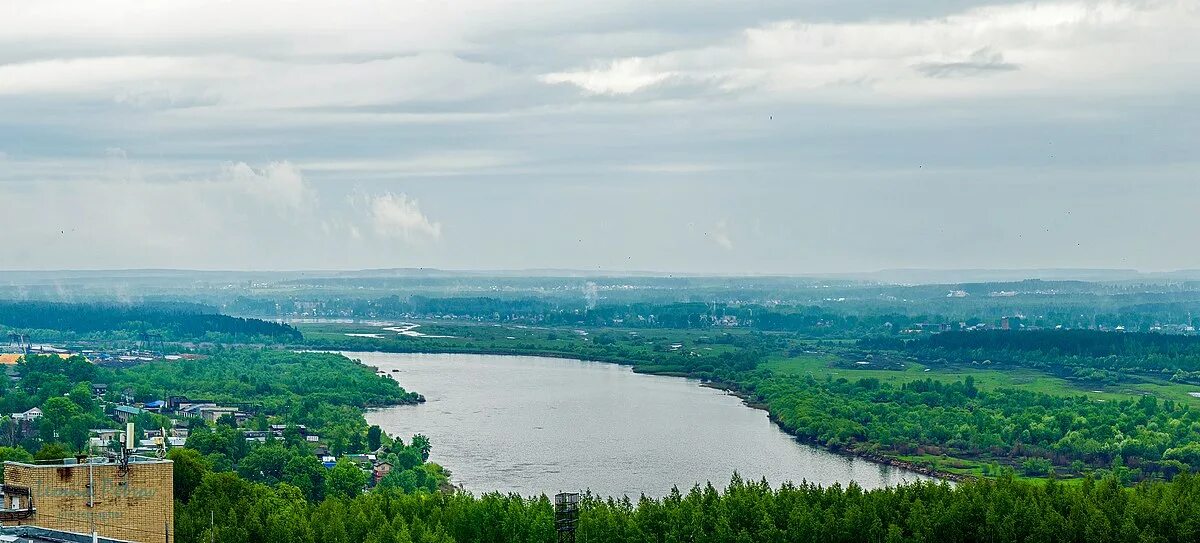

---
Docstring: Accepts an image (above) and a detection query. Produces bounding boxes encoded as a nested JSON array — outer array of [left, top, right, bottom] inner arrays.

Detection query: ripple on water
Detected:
[[357, 352, 935, 498]]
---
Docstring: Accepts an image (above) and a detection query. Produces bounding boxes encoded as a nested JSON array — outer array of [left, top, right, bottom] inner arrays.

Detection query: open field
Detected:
[[762, 354, 1138, 402], [305, 320, 1200, 407]]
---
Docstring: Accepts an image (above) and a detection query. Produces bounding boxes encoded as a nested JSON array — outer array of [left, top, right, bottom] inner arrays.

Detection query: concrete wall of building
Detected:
[[2, 460, 173, 543]]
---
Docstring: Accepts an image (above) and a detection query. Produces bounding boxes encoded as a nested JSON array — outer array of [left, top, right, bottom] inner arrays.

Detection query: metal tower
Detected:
[[554, 492, 579, 543]]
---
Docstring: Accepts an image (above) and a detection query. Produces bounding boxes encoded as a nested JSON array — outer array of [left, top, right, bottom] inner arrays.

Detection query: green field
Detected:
[[305, 320, 1200, 407], [762, 353, 1200, 406], [299, 320, 748, 367]]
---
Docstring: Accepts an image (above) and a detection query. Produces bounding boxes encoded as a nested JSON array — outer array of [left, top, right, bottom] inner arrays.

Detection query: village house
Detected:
[[113, 405, 146, 423], [373, 461, 393, 484], [11, 407, 41, 422], [87, 428, 123, 449]]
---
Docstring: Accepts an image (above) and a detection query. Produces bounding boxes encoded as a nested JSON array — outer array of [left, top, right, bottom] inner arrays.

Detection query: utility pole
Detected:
[[88, 457, 95, 542]]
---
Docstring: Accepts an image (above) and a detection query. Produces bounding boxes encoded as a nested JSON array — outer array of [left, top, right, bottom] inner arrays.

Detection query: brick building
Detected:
[[1, 457, 173, 543]]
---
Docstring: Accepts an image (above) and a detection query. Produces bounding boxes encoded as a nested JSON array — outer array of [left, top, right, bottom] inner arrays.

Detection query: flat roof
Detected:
[[0, 526, 132, 543], [4, 456, 171, 468]]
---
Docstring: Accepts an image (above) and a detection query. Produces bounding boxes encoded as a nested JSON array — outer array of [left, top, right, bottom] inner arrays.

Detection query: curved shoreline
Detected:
[[337, 347, 960, 483], [697, 381, 967, 482]]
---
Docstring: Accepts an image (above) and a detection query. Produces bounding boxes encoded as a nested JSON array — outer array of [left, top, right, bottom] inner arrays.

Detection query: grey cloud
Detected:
[[1, 0, 1198, 272], [914, 48, 1019, 79]]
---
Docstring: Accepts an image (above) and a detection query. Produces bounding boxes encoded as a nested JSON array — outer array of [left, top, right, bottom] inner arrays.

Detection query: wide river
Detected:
[[356, 352, 933, 498]]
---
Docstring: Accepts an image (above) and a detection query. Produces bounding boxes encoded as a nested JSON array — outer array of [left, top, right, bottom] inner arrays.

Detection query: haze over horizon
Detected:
[[2, 0, 1196, 273]]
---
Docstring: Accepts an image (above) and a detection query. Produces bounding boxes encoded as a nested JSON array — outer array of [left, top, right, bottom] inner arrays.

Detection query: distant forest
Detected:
[[864, 330, 1200, 373], [0, 300, 301, 341]]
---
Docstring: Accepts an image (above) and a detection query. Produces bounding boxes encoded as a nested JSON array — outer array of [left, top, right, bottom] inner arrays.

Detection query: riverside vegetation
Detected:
[[306, 320, 1200, 481], [174, 469, 1200, 543], [7, 301, 1200, 541]]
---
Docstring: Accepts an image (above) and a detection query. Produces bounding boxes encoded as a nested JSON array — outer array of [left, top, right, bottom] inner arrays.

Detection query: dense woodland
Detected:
[[0, 300, 301, 342], [171, 470, 1200, 543], [866, 330, 1200, 374], [746, 373, 1200, 479]]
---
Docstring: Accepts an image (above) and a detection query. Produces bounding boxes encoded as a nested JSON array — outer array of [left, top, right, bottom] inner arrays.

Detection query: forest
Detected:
[[171, 469, 1200, 543], [0, 300, 301, 342], [864, 330, 1200, 373], [746, 372, 1200, 479]]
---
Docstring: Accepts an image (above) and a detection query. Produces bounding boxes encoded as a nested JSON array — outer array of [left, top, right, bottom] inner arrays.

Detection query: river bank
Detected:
[[347, 349, 944, 494], [694, 380, 968, 482]]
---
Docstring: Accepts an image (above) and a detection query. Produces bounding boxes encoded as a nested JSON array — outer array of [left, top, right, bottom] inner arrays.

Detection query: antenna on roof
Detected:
[[119, 422, 134, 476], [554, 492, 580, 543]]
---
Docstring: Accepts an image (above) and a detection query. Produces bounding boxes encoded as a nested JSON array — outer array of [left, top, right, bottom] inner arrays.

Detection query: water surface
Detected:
[[357, 352, 932, 498]]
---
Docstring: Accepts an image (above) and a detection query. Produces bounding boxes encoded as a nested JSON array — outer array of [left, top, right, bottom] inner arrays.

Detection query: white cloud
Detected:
[[0, 159, 439, 269], [542, 1, 1197, 101], [369, 193, 443, 243], [0, 53, 516, 112], [228, 161, 316, 212], [711, 219, 734, 250], [300, 151, 523, 177], [541, 57, 677, 95]]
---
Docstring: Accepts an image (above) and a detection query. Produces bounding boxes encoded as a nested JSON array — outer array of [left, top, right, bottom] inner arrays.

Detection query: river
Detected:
[[355, 352, 933, 498]]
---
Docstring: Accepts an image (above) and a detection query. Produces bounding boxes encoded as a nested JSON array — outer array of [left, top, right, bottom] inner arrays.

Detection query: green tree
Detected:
[[283, 454, 327, 502], [67, 382, 97, 413], [34, 442, 70, 462], [167, 447, 213, 503], [411, 434, 431, 462], [39, 396, 92, 450], [367, 425, 383, 451], [1021, 457, 1053, 477], [0, 447, 33, 482], [325, 459, 368, 500], [237, 443, 289, 484]]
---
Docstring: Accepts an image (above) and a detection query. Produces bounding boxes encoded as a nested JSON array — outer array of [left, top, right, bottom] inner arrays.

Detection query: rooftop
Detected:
[[4, 455, 171, 468], [0, 526, 132, 543]]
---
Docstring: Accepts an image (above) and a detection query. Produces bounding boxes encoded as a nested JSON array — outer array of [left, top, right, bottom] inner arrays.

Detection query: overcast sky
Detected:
[[0, 0, 1196, 273]]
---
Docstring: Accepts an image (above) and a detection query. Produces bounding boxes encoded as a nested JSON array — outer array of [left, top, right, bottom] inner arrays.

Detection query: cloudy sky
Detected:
[[0, 0, 1196, 273]]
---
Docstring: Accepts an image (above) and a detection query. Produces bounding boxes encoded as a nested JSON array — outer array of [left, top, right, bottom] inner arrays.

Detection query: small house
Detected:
[[12, 407, 42, 422], [373, 462, 393, 484], [113, 405, 146, 423]]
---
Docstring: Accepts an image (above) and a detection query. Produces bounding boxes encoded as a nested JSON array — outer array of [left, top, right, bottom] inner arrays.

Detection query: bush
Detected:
[[1021, 457, 1054, 477]]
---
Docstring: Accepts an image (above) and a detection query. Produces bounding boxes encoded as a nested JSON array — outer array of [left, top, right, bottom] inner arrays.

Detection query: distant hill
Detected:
[[826, 268, 1200, 284]]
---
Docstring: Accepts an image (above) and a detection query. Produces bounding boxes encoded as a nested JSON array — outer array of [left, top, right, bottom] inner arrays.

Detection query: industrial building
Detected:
[[0, 456, 173, 543]]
